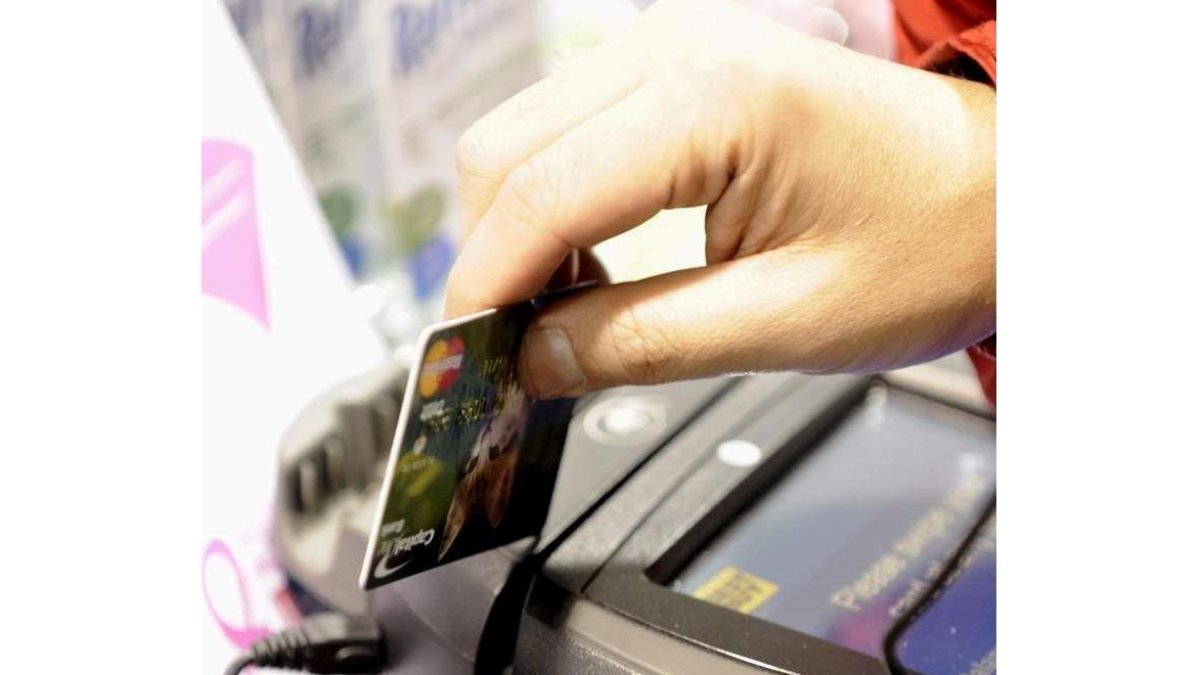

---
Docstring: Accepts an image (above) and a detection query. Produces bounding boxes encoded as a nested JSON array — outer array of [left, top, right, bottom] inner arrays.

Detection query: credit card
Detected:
[[360, 294, 579, 590]]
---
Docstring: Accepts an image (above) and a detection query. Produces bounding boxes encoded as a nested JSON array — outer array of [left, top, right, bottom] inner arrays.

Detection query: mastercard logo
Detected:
[[419, 336, 465, 397]]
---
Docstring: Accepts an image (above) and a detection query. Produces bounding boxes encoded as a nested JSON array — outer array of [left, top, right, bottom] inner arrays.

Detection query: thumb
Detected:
[[517, 248, 852, 398]]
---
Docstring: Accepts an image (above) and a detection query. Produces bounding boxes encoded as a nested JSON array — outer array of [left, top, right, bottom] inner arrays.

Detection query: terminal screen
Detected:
[[673, 386, 996, 674]]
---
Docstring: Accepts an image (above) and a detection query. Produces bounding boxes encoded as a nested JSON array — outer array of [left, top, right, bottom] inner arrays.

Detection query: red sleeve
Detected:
[[911, 20, 996, 84], [893, 0, 996, 407], [966, 335, 996, 408], [893, 0, 996, 82]]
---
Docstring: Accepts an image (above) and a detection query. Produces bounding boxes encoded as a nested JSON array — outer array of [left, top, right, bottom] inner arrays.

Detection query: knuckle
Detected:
[[668, 46, 719, 84], [606, 301, 675, 384], [497, 156, 559, 227], [712, 57, 757, 97], [665, 52, 755, 124], [455, 126, 491, 184]]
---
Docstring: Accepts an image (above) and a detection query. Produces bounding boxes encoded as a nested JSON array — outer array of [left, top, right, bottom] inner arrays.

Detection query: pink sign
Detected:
[[202, 139, 270, 328], [201, 539, 273, 650]]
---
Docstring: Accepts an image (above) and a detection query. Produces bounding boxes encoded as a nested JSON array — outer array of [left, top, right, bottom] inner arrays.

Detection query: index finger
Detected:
[[444, 77, 734, 317], [456, 34, 648, 241]]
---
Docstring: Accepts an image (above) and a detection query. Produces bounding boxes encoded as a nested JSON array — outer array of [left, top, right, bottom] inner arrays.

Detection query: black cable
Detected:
[[224, 654, 254, 675], [882, 491, 997, 675], [224, 612, 387, 675]]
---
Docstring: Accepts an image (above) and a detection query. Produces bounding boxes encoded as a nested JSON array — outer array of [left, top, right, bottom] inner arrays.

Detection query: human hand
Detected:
[[446, 0, 995, 399]]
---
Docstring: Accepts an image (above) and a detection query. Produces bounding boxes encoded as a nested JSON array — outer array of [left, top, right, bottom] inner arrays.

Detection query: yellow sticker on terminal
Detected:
[[691, 566, 779, 614]]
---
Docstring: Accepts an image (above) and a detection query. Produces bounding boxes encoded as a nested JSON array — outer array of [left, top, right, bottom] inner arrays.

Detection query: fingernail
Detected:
[[521, 328, 585, 398]]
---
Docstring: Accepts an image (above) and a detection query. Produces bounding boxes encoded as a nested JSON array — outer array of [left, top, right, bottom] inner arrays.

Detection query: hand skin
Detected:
[[445, 0, 995, 399]]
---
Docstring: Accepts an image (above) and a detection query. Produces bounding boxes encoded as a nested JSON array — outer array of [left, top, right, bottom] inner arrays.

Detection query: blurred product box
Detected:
[[368, 0, 542, 338], [225, 0, 542, 346]]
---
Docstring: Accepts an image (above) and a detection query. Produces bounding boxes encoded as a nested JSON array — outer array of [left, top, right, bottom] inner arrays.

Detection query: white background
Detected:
[[201, 2, 387, 671]]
